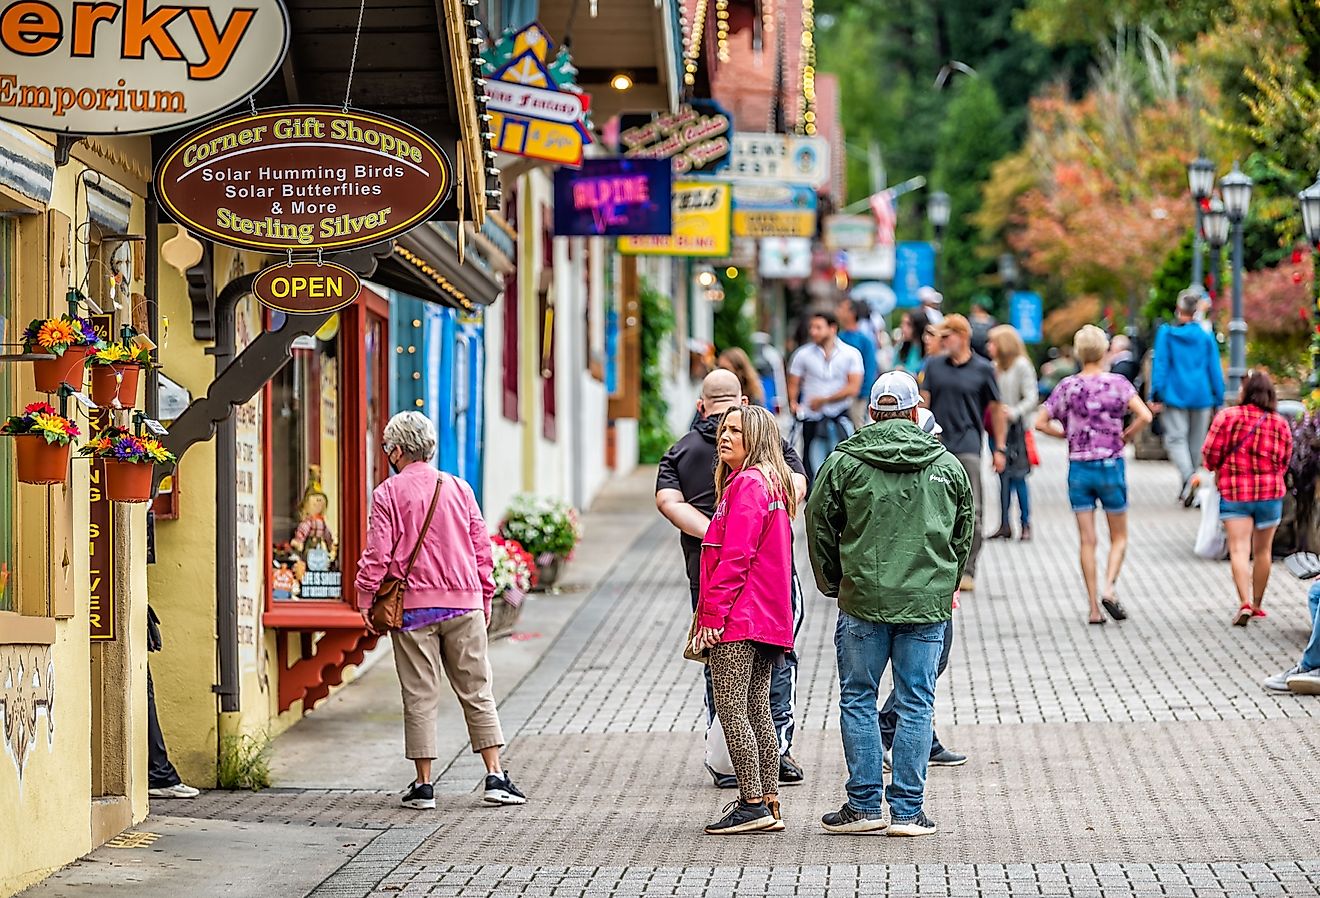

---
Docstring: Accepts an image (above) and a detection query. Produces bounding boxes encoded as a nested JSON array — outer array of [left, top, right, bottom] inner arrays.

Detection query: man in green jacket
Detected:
[[806, 370, 974, 837]]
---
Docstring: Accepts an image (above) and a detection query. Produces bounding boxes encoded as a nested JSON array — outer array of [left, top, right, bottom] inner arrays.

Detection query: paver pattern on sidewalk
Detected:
[[155, 442, 1320, 897]]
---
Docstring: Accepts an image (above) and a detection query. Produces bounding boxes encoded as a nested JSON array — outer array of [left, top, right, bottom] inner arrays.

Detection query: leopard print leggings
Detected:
[[709, 640, 779, 801]]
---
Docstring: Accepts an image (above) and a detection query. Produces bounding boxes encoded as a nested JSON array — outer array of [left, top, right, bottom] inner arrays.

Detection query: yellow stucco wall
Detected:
[[0, 138, 151, 897]]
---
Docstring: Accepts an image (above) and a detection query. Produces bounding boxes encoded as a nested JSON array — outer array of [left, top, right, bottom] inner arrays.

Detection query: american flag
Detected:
[[869, 190, 896, 246]]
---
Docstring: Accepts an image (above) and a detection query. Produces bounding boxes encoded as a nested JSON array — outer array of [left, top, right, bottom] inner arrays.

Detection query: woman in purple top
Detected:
[[1036, 326, 1152, 626]]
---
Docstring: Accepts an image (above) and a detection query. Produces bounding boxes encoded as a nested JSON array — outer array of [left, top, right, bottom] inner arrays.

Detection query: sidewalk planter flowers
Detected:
[[0, 403, 80, 484], [488, 535, 537, 637], [23, 315, 98, 393], [88, 343, 150, 408], [79, 426, 175, 503], [498, 494, 583, 590]]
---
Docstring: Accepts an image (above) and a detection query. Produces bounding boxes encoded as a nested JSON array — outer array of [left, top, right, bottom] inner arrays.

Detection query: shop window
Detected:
[[270, 329, 343, 602], [0, 219, 15, 612]]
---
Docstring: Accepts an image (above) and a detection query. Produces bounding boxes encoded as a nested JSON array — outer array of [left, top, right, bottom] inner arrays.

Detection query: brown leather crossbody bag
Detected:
[[368, 475, 443, 631]]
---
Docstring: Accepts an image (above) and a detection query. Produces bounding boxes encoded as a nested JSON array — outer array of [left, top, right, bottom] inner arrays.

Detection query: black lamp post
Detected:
[[1188, 156, 1216, 294], [998, 252, 1018, 320], [1203, 196, 1229, 308], [1220, 161, 1253, 396], [928, 190, 950, 289]]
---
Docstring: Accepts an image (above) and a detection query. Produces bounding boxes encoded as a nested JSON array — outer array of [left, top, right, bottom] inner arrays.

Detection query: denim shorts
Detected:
[[1219, 497, 1284, 530], [1067, 458, 1127, 513]]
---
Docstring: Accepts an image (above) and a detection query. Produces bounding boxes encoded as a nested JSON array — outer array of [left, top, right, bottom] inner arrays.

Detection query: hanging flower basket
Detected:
[[101, 460, 154, 503], [0, 403, 80, 485], [89, 364, 141, 408], [22, 316, 98, 393], [87, 343, 151, 408], [15, 436, 72, 485], [79, 425, 175, 504]]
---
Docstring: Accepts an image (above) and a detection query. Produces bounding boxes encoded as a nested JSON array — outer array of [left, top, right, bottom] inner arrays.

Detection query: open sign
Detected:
[[251, 260, 362, 315]]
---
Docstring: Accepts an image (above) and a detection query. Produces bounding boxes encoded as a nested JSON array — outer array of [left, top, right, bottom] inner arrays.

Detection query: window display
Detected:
[[270, 327, 343, 601]]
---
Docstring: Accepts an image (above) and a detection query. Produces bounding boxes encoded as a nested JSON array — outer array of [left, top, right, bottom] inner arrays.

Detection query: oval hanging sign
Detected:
[[252, 260, 362, 315], [0, 0, 289, 135], [155, 105, 454, 253]]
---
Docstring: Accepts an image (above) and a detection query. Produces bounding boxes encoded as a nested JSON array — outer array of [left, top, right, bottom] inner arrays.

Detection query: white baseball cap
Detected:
[[869, 371, 921, 412], [917, 407, 943, 436], [917, 286, 943, 306]]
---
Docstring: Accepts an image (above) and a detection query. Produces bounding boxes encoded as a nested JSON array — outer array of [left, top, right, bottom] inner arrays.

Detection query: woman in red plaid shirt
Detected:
[[1201, 371, 1295, 627]]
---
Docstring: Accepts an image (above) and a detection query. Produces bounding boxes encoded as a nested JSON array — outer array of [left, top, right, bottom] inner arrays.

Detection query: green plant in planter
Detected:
[[638, 276, 674, 463]]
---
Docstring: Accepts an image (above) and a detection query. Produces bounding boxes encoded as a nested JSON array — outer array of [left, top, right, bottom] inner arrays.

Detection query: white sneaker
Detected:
[[1264, 666, 1301, 692], [1286, 668, 1320, 695], [149, 783, 200, 799]]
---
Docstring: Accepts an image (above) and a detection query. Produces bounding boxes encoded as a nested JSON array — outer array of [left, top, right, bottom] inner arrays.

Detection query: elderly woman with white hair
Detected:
[[355, 411, 525, 810]]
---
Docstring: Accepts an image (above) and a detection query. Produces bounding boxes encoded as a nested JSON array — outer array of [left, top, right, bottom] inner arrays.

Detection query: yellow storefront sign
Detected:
[[489, 110, 587, 166], [733, 209, 816, 238], [619, 181, 731, 257]]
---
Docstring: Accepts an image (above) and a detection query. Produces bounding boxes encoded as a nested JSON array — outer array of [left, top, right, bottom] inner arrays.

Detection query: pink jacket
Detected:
[[354, 463, 495, 613], [697, 467, 794, 649]]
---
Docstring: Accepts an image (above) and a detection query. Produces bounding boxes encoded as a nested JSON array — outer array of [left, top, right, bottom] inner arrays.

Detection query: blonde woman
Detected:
[[692, 405, 796, 835], [987, 326, 1039, 541], [1036, 326, 1152, 625]]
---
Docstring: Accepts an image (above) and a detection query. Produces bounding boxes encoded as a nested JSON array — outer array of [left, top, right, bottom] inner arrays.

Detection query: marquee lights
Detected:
[[800, 0, 817, 135]]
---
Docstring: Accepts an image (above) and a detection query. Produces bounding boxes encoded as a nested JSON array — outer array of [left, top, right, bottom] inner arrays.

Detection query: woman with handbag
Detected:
[[1036, 326, 1153, 626], [691, 405, 796, 835], [987, 325, 1039, 541], [355, 412, 525, 811], [1201, 370, 1295, 627]]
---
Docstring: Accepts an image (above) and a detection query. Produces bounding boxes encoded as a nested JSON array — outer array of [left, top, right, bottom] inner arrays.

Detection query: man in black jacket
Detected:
[[656, 369, 809, 788]]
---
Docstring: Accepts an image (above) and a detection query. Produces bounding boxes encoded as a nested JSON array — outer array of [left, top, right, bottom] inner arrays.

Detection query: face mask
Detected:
[[387, 452, 401, 474]]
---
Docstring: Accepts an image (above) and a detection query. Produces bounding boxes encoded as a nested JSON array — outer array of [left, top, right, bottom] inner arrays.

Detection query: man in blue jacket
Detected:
[[1151, 288, 1225, 503]]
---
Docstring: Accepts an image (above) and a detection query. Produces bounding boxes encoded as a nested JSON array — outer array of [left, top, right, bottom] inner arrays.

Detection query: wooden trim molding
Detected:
[[0, 611, 55, 645]]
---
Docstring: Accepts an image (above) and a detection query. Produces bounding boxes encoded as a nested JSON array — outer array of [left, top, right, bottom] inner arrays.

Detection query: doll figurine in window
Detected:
[[291, 466, 337, 572]]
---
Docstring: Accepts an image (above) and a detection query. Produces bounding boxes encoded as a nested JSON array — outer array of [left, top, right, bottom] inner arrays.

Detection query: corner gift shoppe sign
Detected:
[[0, 0, 289, 134], [155, 106, 453, 253]]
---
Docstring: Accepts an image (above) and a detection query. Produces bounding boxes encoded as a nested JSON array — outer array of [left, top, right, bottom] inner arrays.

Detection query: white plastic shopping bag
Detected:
[[705, 712, 735, 776], [1193, 484, 1227, 560]]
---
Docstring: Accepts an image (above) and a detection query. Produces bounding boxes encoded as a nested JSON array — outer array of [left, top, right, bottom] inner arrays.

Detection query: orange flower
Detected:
[[36, 319, 77, 349]]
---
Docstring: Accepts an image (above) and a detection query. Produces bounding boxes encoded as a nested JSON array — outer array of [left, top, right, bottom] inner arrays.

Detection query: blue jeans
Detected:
[[1303, 583, 1320, 672], [999, 475, 1031, 528], [880, 619, 954, 756], [835, 612, 947, 822]]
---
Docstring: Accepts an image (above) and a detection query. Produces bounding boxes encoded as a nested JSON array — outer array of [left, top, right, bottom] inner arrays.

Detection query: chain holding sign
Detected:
[[155, 106, 453, 253]]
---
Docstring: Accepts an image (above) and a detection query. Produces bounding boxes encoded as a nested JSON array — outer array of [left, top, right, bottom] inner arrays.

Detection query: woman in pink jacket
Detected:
[[692, 404, 796, 835], [356, 412, 525, 811]]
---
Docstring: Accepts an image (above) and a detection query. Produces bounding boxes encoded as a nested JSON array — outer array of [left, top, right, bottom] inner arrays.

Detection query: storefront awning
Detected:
[[537, 0, 684, 118], [373, 225, 505, 310], [247, 0, 494, 224]]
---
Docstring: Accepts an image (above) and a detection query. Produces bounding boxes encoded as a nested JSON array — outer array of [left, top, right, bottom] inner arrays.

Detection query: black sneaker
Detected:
[[705, 763, 739, 789], [887, 811, 937, 837], [482, 772, 527, 805], [401, 781, 435, 810], [705, 799, 774, 835], [821, 803, 887, 833], [929, 748, 967, 767], [778, 753, 805, 785]]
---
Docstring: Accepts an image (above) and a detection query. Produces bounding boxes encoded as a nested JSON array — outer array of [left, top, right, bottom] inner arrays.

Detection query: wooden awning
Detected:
[[536, 0, 684, 119], [252, 0, 495, 224]]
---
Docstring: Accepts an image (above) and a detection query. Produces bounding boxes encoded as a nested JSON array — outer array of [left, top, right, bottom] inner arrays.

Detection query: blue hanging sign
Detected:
[[1010, 291, 1044, 343], [892, 241, 935, 308]]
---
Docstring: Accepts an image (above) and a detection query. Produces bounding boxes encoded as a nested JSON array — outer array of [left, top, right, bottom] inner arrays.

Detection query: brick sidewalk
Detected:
[[159, 442, 1320, 897]]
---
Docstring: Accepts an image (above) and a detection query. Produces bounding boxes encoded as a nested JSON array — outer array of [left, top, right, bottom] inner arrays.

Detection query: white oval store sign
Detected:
[[0, 0, 289, 135]]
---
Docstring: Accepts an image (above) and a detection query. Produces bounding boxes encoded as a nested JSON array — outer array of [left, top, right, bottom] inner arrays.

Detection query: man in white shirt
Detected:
[[788, 309, 864, 483]]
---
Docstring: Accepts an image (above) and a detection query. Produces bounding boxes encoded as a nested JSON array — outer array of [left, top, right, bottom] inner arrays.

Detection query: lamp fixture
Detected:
[[1204, 196, 1230, 250], [1220, 161, 1253, 223], [610, 72, 634, 91], [1187, 156, 1215, 202], [1299, 174, 1320, 245]]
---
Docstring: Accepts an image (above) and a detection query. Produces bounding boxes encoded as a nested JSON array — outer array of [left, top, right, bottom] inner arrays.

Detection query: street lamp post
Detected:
[[998, 252, 1019, 321], [928, 190, 950, 290], [1297, 173, 1320, 384], [1220, 161, 1254, 397], [1203, 196, 1229, 308], [1188, 156, 1216, 294]]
